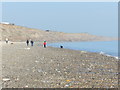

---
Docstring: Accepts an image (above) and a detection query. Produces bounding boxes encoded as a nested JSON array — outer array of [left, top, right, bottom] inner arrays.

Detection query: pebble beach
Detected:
[[1, 42, 119, 88]]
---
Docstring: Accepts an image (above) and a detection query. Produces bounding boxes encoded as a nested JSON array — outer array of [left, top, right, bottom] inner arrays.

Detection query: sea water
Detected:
[[48, 41, 118, 57]]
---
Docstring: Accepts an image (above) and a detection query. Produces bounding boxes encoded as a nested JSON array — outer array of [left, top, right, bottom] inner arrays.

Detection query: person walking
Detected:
[[5, 38, 9, 43], [26, 40, 29, 46], [43, 41, 47, 48], [30, 40, 34, 46]]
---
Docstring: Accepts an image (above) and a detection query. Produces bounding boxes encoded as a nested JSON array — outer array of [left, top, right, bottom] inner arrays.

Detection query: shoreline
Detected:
[[47, 40, 118, 59], [49, 46, 119, 60], [1, 41, 119, 59]]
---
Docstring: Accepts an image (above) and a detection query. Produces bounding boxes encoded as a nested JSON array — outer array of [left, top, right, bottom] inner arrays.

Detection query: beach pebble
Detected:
[[66, 80, 71, 82], [25, 85, 28, 87], [35, 60, 39, 63], [65, 84, 69, 87], [2, 78, 10, 82], [14, 77, 19, 81], [24, 48, 30, 50], [114, 57, 118, 59], [37, 69, 43, 73], [26, 69, 29, 71], [34, 79, 38, 82]]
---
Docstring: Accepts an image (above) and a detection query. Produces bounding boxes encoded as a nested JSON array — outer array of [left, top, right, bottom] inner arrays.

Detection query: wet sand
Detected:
[[1, 42, 119, 88]]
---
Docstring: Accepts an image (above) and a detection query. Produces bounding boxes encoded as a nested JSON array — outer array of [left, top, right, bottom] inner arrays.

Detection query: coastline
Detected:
[[1, 41, 119, 88], [1, 41, 119, 59], [47, 40, 119, 59]]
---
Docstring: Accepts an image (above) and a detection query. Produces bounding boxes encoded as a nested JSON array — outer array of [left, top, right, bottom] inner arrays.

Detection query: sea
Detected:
[[48, 41, 118, 58]]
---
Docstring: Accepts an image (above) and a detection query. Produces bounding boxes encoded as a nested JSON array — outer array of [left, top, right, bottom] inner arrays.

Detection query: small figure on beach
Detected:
[[30, 40, 34, 46], [5, 38, 9, 43], [60, 45, 63, 48], [43, 41, 47, 48], [26, 40, 29, 46]]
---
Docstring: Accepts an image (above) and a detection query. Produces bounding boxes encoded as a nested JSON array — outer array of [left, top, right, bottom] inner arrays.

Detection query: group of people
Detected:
[[26, 40, 47, 48], [26, 40, 34, 46]]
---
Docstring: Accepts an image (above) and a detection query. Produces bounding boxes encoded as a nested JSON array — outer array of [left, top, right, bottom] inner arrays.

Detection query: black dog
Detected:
[[60, 46, 63, 48]]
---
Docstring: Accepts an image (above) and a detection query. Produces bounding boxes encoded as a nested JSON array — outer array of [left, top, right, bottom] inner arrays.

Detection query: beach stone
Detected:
[[2, 78, 10, 82], [65, 84, 69, 87], [35, 61, 39, 63], [25, 85, 28, 87]]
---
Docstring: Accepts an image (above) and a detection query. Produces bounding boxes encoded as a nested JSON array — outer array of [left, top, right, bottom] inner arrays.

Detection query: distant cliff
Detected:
[[0, 24, 117, 42]]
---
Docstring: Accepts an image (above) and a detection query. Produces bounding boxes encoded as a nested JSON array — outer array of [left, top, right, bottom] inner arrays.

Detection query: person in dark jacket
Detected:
[[31, 40, 34, 46], [26, 40, 29, 46]]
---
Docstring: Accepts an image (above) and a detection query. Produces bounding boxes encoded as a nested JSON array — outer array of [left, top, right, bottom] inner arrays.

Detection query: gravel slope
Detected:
[[1, 42, 118, 88]]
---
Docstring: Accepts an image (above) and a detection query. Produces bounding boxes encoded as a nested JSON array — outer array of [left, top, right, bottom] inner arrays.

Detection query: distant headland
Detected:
[[0, 23, 117, 42]]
